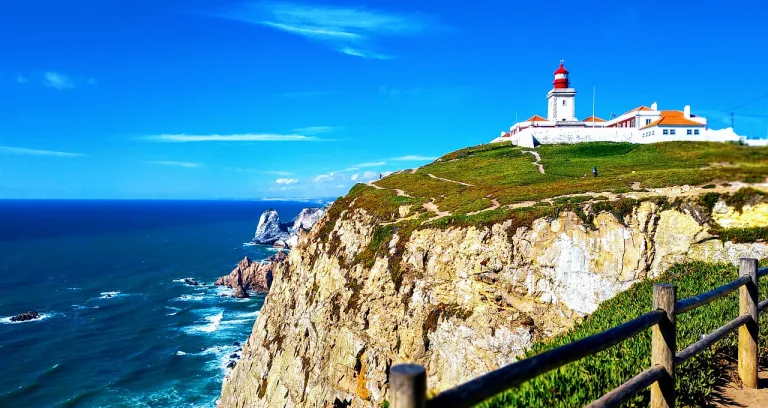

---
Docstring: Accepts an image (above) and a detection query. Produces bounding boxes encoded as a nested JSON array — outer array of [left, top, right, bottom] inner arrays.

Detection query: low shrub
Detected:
[[478, 260, 768, 408]]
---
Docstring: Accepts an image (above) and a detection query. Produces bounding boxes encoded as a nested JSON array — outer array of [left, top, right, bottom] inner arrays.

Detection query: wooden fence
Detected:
[[390, 258, 767, 408]]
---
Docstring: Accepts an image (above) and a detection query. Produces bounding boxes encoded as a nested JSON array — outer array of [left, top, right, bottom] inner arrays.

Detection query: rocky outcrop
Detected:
[[10, 311, 40, 322], [252, 208, 326, 248], [216, 251, 288, 293], [219, 192, 768, 408]]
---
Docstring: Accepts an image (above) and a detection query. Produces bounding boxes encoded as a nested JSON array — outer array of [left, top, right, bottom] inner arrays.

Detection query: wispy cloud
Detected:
[[212, 2, 443, 59], [275, 178, 299, 185], [42, 71, 75, 90], [266, 170, 293, 176], [291, 126, 339, 135], [15, 75, 28, 84], [143, 133, 321, 142], [391, 155, 437, 161], [149, 161, 201, 168], [0, 146, 84, 157]]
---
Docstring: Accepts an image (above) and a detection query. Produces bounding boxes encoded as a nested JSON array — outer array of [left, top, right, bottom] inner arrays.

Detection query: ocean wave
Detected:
[[241, 242, 258, 247], [171, 277, 196, 283], [165, 306, 182, 316], [170, 294, 205, 302], [183, 311, 224, 334], [0, 313, 52, 324], [94, 291, 127, 300]]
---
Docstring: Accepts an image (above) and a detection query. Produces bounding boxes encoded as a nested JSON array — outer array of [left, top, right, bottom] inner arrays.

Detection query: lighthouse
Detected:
[[546, 60, 577, 122]]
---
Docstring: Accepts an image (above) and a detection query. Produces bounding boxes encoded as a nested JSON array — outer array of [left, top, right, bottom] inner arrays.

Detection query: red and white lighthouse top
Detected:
[[553, 60, 569, 89]]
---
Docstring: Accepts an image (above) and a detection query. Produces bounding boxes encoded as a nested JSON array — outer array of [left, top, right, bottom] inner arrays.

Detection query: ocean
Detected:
[[0, 199, 319, 407]]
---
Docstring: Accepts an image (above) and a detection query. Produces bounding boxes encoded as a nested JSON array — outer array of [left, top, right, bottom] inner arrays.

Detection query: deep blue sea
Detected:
[[0, 199, 317, 408]]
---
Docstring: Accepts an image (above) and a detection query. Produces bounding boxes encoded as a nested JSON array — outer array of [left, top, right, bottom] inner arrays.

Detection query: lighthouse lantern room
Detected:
[[546, 60, 577, 122]]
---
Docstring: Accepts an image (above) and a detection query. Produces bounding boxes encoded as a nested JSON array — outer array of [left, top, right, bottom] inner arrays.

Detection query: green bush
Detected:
[[477, 260, 768, 408]]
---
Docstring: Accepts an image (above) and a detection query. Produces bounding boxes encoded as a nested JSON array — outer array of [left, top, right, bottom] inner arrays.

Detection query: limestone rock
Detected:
[[219, 194, 768, 408]]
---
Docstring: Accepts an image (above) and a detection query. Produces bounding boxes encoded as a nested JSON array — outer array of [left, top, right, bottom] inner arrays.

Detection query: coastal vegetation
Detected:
[[479, 260, 768, 408]]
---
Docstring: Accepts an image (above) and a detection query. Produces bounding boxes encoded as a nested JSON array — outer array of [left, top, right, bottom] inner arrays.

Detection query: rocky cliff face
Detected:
[[219, 190, 768, 408]]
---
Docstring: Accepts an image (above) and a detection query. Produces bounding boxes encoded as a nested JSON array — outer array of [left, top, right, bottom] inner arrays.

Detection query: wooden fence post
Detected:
[[391, 364, 426, 408], [739, 258, 759, 388], [652, 284, 677, 408]]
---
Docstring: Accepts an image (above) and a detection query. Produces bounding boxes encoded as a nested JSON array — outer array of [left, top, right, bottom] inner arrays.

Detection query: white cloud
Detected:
[[362, 171, 378, 180], [276, 178, 299, 185], [143, 133, 321, 142], [338, 47, 394, 60], [214, 2, 442, 59], [15, 75, 28, 84], [313, 173, 334, 183], [0, 146, 84, 157], [149, 161, 201, 168], [291, 126, 338, 135], [341, 161, 386, 171], [42, 71, 75, 90], [279, 90, 331, 98], [350, 173, 359, 181], [266, 170, 293, 176], [391, 155, 437, 161]]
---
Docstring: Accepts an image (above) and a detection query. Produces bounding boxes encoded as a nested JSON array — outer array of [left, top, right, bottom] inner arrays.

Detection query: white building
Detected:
[[493, 61, 744, 148]]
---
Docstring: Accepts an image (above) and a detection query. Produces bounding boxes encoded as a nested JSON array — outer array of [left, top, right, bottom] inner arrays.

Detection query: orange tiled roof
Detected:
[[582, 116, 606, 123], [526, 115, 548, 122], [640, 110, 705, 129]]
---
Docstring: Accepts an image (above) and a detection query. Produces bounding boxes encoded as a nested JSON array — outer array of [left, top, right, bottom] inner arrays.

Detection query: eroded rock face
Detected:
[[219, 197, 768, 408], [252, 208, 326, 248], [215, 252, 287, 293]]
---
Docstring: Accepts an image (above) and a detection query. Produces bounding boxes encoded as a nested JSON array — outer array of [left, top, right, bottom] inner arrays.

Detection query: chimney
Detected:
[[684, 105, 691, 118], [651, 102, 658, 111]]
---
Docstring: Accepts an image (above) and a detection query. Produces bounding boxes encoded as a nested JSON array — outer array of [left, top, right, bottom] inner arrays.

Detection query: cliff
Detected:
[[215, 251, 288, 293], [219, 142, 768, 407], [252, 208, 326, 248]]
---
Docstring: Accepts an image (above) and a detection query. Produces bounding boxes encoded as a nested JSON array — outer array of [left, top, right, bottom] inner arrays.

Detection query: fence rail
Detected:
[[390, 258, 767, 408]]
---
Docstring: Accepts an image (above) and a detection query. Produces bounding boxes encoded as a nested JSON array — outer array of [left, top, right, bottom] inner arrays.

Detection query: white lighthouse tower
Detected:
[[546, 60, 577, 122]]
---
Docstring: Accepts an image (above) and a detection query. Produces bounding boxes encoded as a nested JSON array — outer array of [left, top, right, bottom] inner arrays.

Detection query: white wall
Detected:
[[492, 126, 743, 146]]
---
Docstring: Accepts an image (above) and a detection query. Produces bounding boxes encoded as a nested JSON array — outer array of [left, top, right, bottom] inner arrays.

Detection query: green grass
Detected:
[[351, 142, 768, 221], [476, 260, 768, 408]]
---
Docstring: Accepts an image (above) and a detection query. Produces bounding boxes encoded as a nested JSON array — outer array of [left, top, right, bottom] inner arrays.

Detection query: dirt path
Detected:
[[395, 189, 412, 197], [410, 168, 418, 174], [427, 173, 474, 187], [467, 198, 500, 215], [522, 150, 545, 174], [711, 369, 768, 407], [366, 180, 384, 190], [423, 200, 450, 221]]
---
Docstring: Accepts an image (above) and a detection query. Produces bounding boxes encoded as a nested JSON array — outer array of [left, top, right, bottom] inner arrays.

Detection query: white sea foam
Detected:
[[171, 294, 205, 302], [176, 351, 187, 356], [171, 278, 195, 283], [182, 311, 224, 335], [241, 242, 258, 247], [165, 306, 182, 316], [1, 313, 51, 324], [95, 291, 126, 300]]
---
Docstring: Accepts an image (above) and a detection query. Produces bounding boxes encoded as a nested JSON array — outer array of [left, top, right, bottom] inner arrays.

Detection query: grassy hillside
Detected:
[[478, 260, 768, 408], [343, 141, 768, 224]]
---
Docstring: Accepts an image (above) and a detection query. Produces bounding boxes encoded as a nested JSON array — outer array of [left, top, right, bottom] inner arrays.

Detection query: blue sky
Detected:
[[1, 0, 767, 199]]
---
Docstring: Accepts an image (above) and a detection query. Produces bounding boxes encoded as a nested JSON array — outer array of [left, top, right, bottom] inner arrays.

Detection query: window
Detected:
[[663, 129, 669, 135], [646, 119, 652, 125], [687, 129, 692, 135], [670, 129, 676, 135], [562, 100, 566, 106], [694, 129, 700, 135]]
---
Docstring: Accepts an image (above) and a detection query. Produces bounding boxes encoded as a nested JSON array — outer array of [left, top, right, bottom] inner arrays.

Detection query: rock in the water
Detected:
[[233, 283, 249, 299], [215, 252, 288, 293], [229, 353, 239, 359], [183, 278, 199, 286], [250, 207, 325, 248], [227, 361, 237, 369], [10, 311, 39, 322], [233, 341, 240, 347]]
